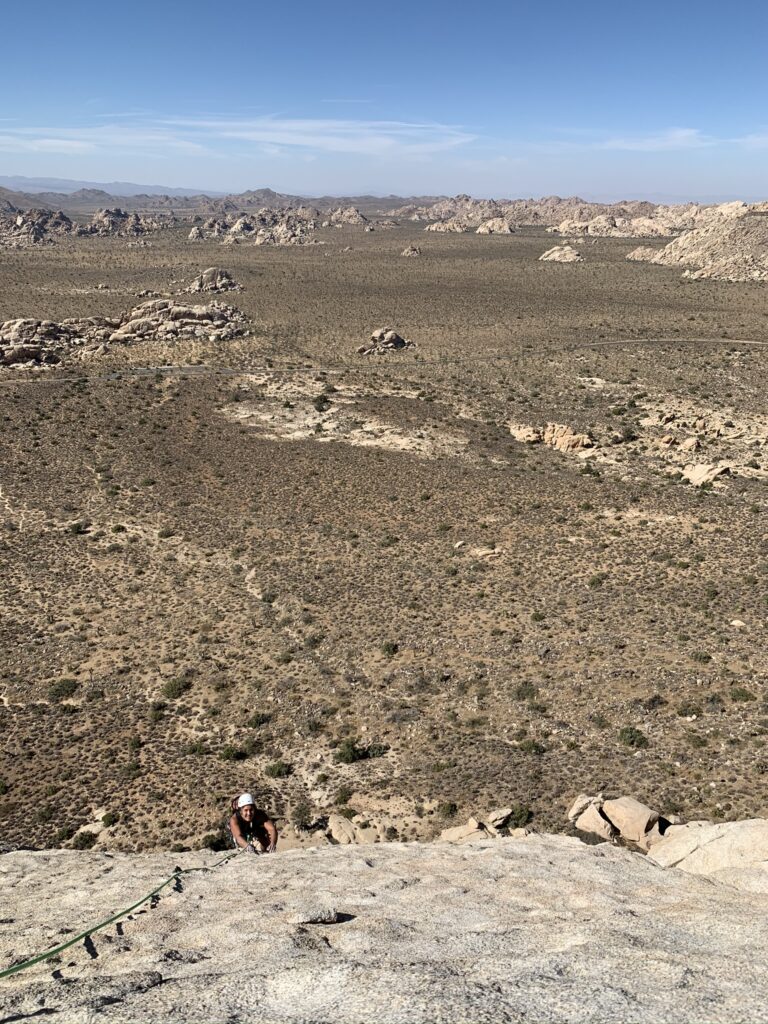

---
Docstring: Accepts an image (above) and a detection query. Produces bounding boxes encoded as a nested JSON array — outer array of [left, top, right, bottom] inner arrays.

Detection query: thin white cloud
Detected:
[[599, 128, 714, 152], [162, 116, 475, 156], [0, 116, 474, 161]]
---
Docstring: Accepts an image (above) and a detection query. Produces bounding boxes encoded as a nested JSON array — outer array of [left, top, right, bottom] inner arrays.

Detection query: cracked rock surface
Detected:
[[3, 834, 768, 1022]]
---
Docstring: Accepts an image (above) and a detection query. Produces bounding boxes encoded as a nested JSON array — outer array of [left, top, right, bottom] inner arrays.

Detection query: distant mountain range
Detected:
[[0, 175, 226, 197]]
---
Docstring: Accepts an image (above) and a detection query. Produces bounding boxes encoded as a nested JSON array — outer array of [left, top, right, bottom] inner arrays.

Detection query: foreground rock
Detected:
[[3, 836, 768, 1022], [0, 300, 250, 366], [358, 327, 415, 355]]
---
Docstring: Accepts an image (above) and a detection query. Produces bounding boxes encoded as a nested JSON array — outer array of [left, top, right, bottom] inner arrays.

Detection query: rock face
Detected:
[[4, 836, 768, 1022], [79, 208, 171, 237], [0, 208, 73, 246], [649, 819, 768, 892], [625, 204, 768, 282], [475, 217, 514, 234], [357, 327, 414, 356], [539, 244, 583, 263], [0, 300, 250, 366], [185, 267, 241, 293]]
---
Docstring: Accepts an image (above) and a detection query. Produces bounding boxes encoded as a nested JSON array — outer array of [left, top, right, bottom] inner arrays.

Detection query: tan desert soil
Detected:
[[1, 224, 768, 852]]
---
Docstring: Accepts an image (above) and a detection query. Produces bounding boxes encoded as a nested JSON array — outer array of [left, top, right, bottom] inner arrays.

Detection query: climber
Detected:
[[228, 793, 278, 854]]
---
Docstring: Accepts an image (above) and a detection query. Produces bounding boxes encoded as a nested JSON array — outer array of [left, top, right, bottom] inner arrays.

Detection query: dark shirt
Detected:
[[228, 808, 271, 848]]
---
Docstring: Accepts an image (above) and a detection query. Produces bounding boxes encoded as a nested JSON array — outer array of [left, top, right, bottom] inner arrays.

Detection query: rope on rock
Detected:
[[0, 848, 242, 981]]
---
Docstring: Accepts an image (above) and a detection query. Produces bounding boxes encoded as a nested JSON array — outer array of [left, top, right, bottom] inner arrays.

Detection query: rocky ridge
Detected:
[[627, 207, 768, 282], [0, 299, 250, 366]]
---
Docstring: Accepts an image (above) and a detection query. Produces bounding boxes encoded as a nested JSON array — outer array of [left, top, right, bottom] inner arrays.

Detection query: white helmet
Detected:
[[237, 792, 255, 809]]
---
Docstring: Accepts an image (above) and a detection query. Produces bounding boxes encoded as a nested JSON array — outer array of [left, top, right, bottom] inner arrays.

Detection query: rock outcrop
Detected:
[[475, 218, 514, 234], [539, 244, 583, 263], [185, 267, 241, 293], [0, 209, 73, 246], [4, 835, 768, 1022], [79, 208, 172, 237], [626, 207, 768, 282], [400, 244, 421, 257], [357, 328, 415, 355], [0, 300, 250, 366]]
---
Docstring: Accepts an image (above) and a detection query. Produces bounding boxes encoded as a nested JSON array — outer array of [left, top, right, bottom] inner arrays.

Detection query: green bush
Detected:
[[518, 739, 546, 755], [247, 712, 271, 728], [291, 797, 314, 830], [71, 831, 98, 850], [507, 805, 533, 828], [0, 780, 8, 796], [220, 745, 248, 762], [102, 811, 119, 827], [333, 738, 389, 764], [335, 784, 354, 805], [48, 678, 78, 702], [265, 760, 292, 778], [380, 641, 399, 657], [514, 681, 537, 701], [437, 801, 458, 819], [619, 726, 649, 748], [162, 677, 192, 699], [731, 687, 756, 703]]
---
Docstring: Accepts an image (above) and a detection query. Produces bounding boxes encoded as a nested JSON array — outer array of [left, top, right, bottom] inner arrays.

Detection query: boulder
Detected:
[[681, 462, 731, 486], [359, 327, 414, 356], [602, 797, 659, 843], [649, 819, 768, 892], [326, 813, 360, 845], [439, 818, 488, 843], [539, 244, 583, 263], [401, 245, 421, 257], [476, 218, 513, 235], [186, 267, 241, 294], [574, 803, 616, 841]]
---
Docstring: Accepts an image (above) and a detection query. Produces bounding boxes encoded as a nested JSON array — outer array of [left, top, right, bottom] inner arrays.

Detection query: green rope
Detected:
[[0, 848, 241, 981]]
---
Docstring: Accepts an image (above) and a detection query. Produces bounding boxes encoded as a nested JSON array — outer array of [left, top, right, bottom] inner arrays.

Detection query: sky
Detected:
[[1, 0, 767, 200]]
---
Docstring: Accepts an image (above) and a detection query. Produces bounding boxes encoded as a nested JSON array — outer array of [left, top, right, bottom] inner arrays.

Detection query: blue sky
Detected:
[[2, 0, 767, 199]]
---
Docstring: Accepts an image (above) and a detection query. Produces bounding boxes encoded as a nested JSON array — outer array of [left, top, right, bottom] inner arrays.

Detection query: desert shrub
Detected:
[[437, 801, 458, 819], [588, 573, 608, 588], [335, 785, 354, 805], [336, 806, 356, 820], [219, 745, 248, 762], [334, 738, 389, 764], [515, 681, 537, 701], [291, 797, 314, 830], [507, 805, 533, 828], [385, 825, 399, 841], [54, 825, 77, 844], [201, 830, 229, 851], [247, 711, 271, 728], [102, 811, 119, 827], [691, 651, 712, 663], [518, 739, 546, 755], [265, 760, 292, 778], [381, 641, 399, 657], [48, 678, 78, 702], [184, 740, 207, 756], [531, 611, 546, 622], [677, 701, 702, 717], [71, 831, 98, 850], [0, 780, 8, 796], [158, 527, 175, 539], [67, 520, 90, 535], [619, 726, 649, 748], [162, 677, 192, 699], [731, 687, 756, 702]]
